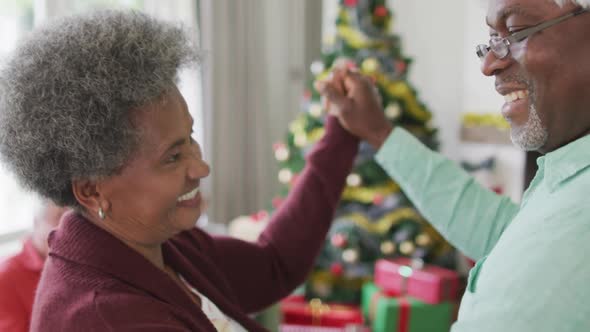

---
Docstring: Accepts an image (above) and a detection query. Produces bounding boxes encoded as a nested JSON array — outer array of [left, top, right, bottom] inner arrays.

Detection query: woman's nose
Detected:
[[188, 155, 210, 179]]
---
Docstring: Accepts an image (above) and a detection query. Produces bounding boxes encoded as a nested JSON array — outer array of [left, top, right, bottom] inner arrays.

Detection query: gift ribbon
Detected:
[[369, 290, 411, 332], [309, 298, 331, 325]]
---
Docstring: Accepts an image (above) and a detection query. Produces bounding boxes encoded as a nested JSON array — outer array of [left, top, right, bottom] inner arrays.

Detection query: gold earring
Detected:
[[98, 207, 105, 220]]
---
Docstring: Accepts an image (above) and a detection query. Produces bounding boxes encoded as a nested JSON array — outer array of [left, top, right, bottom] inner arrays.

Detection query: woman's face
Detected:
[[98, 86, 210, 245]]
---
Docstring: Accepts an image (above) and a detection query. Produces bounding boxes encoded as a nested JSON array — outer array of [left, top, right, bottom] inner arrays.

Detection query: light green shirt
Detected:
[[376, 128, 590, 332]]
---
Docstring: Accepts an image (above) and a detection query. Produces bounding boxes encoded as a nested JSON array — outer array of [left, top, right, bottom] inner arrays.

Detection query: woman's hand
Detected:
[[315, 68, 393, 149]]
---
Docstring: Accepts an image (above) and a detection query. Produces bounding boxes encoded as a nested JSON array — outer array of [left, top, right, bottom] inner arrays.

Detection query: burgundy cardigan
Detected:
[[30, 117, 358, 331]]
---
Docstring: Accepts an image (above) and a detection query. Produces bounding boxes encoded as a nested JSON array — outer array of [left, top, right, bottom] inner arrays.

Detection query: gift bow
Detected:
[[369, 290, 411, 332], [309, 298, 331, 325]]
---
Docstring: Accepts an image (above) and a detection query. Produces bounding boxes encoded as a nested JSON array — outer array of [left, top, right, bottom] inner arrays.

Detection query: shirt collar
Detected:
[[541, 134, 590, 192]]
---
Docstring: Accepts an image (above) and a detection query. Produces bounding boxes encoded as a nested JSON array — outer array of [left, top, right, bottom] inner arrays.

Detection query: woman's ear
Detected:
[[71, 179, 110, 218]]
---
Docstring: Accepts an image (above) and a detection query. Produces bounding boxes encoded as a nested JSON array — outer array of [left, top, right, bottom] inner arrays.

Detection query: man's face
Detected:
[[482, 0, 590, 153]]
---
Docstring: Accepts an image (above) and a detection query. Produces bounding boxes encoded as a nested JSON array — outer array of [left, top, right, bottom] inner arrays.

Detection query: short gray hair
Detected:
[[0, 10, 199, 207]]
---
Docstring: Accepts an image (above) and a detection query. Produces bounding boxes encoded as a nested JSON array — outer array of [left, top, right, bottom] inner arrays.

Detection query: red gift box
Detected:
[[280, 296, 364, 328], [374, 258, 460, 304]]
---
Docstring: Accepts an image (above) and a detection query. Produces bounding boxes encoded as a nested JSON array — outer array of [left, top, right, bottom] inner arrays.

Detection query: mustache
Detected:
[[495, 74, 530, 88]]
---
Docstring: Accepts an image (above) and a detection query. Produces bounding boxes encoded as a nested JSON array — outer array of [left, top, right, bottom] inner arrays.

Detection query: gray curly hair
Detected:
[[0, 10, 199, 207]]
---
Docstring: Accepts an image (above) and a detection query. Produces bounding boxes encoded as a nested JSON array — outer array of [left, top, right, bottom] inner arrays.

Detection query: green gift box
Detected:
[[362, 282, 454, 332]]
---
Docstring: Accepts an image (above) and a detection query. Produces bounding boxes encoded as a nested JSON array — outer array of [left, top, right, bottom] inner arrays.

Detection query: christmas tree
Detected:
[[269, 0, 455, 304]]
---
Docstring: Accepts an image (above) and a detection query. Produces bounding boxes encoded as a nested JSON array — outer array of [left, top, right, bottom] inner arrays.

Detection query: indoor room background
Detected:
[[0, 0, 523, 255]]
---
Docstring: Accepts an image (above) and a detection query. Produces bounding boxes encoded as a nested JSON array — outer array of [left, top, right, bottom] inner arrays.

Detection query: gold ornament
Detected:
[[342, 248, 359, 263], [309, 103, 323, 118], [385, 103, 402, 120], [361, 58, 379, 74], [380, 241, 396, 255], [274, 147, 290, 161], [399, 241, 415, 255], [346, 173, 362, 187], [415, 233, 432, 247], [278, 169, 293, 184]]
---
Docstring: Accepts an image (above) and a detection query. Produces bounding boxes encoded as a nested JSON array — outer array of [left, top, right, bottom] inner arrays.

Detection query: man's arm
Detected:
[[317, 69, 520, 259], [376, 128, 519, 260]]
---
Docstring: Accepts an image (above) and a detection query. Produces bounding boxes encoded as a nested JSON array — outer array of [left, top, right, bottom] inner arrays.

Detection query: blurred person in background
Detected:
[[0, 201, 67, 332]]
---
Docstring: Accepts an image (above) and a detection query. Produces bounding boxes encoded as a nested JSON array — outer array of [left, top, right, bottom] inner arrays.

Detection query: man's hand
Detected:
[[315, 69, 393, 149]]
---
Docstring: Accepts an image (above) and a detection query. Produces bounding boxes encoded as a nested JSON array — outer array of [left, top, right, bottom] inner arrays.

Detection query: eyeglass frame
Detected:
[[476, 7, 589, 60]]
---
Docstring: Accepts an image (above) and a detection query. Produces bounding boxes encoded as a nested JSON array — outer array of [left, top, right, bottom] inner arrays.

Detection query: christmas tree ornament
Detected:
[[342, 248, 359, 263], [303, 89, 312, 101], [344, 0, 358, 7], [372, 194, 384, 205], [274, 145, 290, 161], [310, 61, 325, 76], [346, 173, 362, 187], [330, 263, 344, 276], [272, 196, 284, 209], [361, 57, 379, 74], [415, 233, 433, 247], [385, 102, 402, 120], [380, 240, 396, 255], [395, 60, 407, 74], [373, 5, 388, 17], [331, 233, 348, 248], [308, 103, 323, 118], [278, 169, 293, 184], [399, 241, 416, 255], [294, 133, 307, 147]]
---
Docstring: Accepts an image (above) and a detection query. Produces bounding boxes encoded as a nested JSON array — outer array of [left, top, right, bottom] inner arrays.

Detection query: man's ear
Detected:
[[71, 179, 110, 217]]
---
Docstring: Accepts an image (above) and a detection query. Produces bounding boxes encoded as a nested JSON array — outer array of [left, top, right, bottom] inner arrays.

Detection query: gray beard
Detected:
[[510, 104, 548, 151]]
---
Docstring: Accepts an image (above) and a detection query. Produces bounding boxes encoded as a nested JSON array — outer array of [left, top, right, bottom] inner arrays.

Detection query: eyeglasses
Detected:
[[476, 7, 588, 60]]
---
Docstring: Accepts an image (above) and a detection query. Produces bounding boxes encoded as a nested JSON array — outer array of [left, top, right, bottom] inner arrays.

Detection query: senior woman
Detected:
[[0, 10, 358, 331]]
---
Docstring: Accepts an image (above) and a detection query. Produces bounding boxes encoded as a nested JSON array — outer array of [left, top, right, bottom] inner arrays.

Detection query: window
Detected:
[[0, 0, 202, 256]]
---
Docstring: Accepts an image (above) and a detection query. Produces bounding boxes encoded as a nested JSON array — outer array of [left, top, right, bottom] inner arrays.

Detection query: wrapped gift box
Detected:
[[305, 270, 369, 304], [362, 282, 454, 332], [280, 324, 369, 332], [375, 258, 460, 304], [280, 296, 365, 328]]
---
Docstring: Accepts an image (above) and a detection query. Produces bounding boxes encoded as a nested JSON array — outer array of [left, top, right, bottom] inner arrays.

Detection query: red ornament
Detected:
[[330, 263, 344, 276], [331, 233, 348, 248], [395, 61, 407, 74], [303, 89, 312, 101], [250, 210, 269, 222], [344, 0, 358, 7], [272, 196, 285, 209], [372, 194, 384, 205], [273, 142, 286, 152], [374, 5, 388, 17]]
